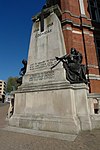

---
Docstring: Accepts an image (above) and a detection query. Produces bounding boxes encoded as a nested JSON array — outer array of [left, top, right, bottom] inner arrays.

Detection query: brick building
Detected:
[[57, 0, 100, 93]]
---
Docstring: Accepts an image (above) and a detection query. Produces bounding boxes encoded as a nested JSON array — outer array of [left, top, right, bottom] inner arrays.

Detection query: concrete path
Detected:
[[0, 102, 100, 150]]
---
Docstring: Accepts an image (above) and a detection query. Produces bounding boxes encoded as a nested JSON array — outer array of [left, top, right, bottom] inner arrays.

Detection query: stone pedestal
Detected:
[[9, 83, 92, 134], [9, 10, 92, 136]]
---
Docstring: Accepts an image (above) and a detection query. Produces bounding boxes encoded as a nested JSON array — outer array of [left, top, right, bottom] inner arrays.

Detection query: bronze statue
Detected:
[[19, 59, 27, 76], [17, 59, 27, 85], [40, 0, 60, 32], [42, 0, 60, 9], [45, 0, 60, 8], [51, 48, 87, 84]]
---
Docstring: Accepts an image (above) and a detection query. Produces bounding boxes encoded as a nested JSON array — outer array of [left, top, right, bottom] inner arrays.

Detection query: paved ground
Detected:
[[0, 102, 100, 150]]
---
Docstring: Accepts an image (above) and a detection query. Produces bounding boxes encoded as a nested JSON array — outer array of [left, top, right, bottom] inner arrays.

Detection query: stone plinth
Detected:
[[9, 83, 92, 135]]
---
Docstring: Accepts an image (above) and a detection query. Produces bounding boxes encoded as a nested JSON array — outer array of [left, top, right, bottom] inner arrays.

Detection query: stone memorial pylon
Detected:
[[9, 5, 92, 137], [23, 8, 67, 87]]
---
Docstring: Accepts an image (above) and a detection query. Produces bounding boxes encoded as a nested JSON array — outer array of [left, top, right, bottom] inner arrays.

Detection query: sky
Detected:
[[0, 0, 45, 81]]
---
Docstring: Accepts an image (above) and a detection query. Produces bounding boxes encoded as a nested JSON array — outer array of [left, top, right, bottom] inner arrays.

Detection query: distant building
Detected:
[[0, 80, 6, 102]]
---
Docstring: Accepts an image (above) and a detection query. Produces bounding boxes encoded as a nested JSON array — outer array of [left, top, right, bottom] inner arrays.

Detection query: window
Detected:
[[4, 84, 6, 88], [88, 0, 100, 22], [95, 37, 100, 69], [3, 91, 5, 94]]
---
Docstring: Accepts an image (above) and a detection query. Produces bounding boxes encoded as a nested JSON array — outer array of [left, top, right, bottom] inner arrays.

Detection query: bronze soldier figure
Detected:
[[17, 59, 27, 85], [51, 48, 87, 84]]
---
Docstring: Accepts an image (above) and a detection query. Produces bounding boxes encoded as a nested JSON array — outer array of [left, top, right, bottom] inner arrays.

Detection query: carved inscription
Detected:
[[33, 28, 39, 32], [29, 71, 54, 82], [35, 29, 52, 38], [33, 22, 53, 33], [47, 22, 53, 28], [30, 59, 57, 71]]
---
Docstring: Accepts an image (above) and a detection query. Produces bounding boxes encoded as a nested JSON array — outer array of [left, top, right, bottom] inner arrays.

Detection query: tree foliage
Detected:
[[6, 76, 18, 93]]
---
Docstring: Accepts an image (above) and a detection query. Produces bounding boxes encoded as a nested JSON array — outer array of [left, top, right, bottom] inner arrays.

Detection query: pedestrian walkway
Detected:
[[0, 102, 100, 150], [0, 102, 9, 128]]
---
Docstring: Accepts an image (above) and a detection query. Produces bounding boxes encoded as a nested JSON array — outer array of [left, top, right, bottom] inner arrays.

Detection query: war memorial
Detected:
[[9, 1, 100, 140]]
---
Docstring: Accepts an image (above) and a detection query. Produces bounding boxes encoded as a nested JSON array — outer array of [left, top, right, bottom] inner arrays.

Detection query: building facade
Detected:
[[57, 0, 100, 93], [0, 80, 6, 101]]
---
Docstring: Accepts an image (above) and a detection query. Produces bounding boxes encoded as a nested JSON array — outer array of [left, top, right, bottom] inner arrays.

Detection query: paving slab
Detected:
[[3, 126, 77, 141]]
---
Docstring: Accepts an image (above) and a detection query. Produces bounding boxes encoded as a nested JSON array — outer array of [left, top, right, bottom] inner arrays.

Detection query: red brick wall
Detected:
[[90, 80, 100, 93], [60, 0, 100, 93]]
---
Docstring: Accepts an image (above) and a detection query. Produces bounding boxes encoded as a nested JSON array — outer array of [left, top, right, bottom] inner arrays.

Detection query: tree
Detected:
[[6, 76, 18, 93]]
